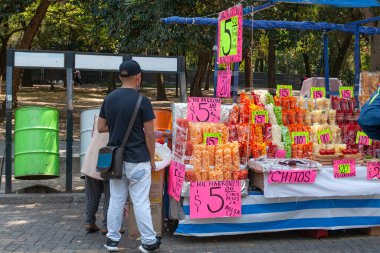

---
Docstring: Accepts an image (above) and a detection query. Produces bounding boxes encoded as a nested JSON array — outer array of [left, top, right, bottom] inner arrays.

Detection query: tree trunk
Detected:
[[267, 34, 276, 88], [259, 59, 264, 72], [331, 33, 352, 77], [254, 58, 259, 72], [302, 52, 311, 77], [244, 48, 253, 88], [0, 37, 10, 89], [362, 8, 380, 71], [156, 73, 168, 101], [191, 55, 209, 97], [107, 72, 116, 94], [12, 0, 51, 107], [204, 50, 213, 91]]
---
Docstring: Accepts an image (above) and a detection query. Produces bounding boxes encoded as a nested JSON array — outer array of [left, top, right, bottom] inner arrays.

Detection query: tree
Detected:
[[0, 0, 34, 87], [362, 8, 380, 71], [11, 0, 51, 106]]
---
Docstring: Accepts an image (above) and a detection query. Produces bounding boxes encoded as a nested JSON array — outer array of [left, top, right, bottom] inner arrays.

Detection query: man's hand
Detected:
[[150, 159, 156, 171]]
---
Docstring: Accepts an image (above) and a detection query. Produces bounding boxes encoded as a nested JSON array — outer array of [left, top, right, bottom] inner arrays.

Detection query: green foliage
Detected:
[[0, 0, 373, 83]]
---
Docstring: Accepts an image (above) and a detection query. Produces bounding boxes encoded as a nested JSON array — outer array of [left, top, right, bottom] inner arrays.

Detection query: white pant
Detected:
[[106, 161, 157, 244]]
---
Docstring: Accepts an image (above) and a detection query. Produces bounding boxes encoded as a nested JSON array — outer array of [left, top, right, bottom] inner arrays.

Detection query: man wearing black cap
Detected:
[[98, 60, 161, 252]]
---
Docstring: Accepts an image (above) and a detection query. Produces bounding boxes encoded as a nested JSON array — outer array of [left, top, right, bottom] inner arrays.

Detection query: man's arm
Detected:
[[98, 116, 109, 133], [144, 120, 156, 170]]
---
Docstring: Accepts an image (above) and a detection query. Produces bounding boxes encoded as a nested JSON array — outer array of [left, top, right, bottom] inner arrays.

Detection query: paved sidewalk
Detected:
[[0, 202, 379, 253]]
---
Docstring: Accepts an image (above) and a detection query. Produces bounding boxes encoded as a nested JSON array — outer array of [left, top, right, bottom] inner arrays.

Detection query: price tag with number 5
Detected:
[[276, 85, 293, 97], [187, 97, 221, 123], [217, 4, 242, 64], [190, 181, 241, 219], [252, 110, 268, 124], [310, 87, 326, 99], [339, 86, 354, 99]]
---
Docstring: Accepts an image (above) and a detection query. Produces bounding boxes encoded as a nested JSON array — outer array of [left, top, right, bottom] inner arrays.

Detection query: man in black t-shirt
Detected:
[[98, 60, 161, 253]]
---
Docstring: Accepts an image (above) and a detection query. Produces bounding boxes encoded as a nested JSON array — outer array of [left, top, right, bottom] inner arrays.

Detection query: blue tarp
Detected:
[[161, 17, 380, 35], [273, 0, 380, 8]]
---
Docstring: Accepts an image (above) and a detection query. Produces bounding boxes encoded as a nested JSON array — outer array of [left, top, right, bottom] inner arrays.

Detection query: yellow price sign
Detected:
[[217, 4, 242, 64]]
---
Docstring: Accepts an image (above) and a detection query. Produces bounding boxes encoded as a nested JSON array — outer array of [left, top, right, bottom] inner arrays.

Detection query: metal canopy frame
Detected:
[[5, 49, 186, 194], [161, 1, 380, 102]]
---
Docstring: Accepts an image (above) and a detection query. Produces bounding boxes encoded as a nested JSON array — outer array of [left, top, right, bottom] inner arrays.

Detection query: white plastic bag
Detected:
[[154, 142, 171, 171]]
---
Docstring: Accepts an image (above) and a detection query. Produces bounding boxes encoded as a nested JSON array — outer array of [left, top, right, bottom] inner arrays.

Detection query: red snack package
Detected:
[[229, 105, 240, 125], [185, 170, 196, 182], [264, 123, 272, 145], [233, 171, 240, 180], [267, 144, 277, 158], [229, 124, 239, 142], [239, 170, 248, 180]]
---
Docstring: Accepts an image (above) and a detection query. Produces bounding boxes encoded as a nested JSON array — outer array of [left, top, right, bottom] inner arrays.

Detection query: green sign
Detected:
[[203, 133, 222, 146], [276, 85, 293, 97], [310, 87, 326, 99], [339, 86, 354, 99], [252, 110, 269, 124], [291, 132, 310, 145]]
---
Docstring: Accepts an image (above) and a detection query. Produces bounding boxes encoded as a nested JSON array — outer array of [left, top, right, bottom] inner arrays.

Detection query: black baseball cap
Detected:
[[119, 60, 141, 77]]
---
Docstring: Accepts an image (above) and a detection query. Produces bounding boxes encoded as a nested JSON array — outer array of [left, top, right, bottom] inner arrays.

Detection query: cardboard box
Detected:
[[149, 169, 165, 203], [127, 202, 163, 239]]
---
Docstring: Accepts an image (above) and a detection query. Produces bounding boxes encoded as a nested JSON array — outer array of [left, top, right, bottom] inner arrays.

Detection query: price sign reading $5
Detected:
[[187, 97, 221, 123], [217, 4, 243, 64], [190, 181, 242, 219]]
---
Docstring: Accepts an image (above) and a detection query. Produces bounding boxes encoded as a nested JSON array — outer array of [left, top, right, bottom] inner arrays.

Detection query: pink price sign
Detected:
[[268, 169, 317, 184], [317, 129, 332, 144], [187, 97, 221, 123], [216, 69, 231, 98], [310, 87, 326, 99], [275, 149, 286, 158], [217, 4, 243, 64], [190, 180, 241, 219], [252, 110, 268, 124], [333, 159, 356, 178], [356, 131, 372, 146], [292, 132, 309, 145], [339, 86, 354, 99], [367, 162, 380, 180], [168, 160, 185, 202], [203, 133, 222, 146], [276, 85, 293, 97]]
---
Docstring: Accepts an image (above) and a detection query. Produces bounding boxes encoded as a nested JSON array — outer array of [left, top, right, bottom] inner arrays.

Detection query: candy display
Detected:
[[173, 86, 380, 188]]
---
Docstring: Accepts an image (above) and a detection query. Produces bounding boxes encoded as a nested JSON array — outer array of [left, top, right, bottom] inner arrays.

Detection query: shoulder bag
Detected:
[[96, 95, 143, 179]]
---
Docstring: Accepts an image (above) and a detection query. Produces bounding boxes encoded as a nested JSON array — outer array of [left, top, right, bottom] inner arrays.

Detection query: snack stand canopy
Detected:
[[161, 1, 380, 103]]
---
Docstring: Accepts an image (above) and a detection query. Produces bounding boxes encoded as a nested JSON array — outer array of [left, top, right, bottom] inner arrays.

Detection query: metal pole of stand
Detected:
[[5, 49, 14, 194], [65, 52, 74, 193]]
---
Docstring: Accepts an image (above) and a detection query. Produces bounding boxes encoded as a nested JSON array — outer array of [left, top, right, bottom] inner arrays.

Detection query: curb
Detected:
[[0, 193, 85, 204]]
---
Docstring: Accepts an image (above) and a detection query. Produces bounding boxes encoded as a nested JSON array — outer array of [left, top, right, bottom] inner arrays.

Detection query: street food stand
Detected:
[[163, 1, 380, 237]]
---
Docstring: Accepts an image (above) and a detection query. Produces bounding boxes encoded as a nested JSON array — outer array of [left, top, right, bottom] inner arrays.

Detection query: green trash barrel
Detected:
[[14, 106, 60, 180]]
